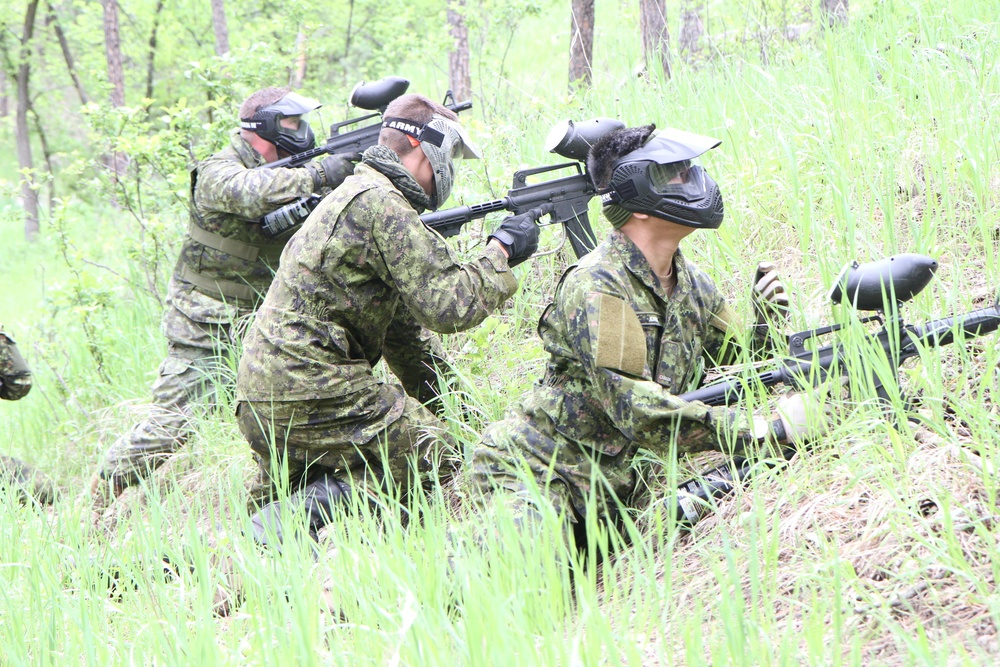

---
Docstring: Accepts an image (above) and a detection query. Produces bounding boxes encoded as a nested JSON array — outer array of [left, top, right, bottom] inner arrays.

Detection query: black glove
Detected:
[[307, 152, 360, 190], [487, 205, 552, 268]]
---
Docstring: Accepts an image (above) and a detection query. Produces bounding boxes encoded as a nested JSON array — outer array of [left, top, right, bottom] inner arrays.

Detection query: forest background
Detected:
[[1, 0, 999, 664]]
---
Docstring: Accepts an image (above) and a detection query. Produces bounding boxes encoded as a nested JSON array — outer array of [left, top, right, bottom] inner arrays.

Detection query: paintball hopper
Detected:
[[350, 76, 410, 112], [830, 253, 938, 311], [545, 118, 626, 162]]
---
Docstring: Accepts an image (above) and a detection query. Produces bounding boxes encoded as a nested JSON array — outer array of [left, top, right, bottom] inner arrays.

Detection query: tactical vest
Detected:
[[176, 132, 297, 305]]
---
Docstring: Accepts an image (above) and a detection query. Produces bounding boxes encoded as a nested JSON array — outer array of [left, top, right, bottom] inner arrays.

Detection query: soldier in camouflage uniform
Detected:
[[469, 124, 829, 548], [92, 87, 359, 503], [235, 93, 544, 547], [1, 326, 55, 503]]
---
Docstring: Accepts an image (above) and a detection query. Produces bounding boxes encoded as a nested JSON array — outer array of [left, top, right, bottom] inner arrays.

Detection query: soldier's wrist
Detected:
[[305, 163, 324, 190]]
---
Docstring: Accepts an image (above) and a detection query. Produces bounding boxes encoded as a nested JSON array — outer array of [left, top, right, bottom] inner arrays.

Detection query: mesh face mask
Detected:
[[381, 114, 481, 209], [241, 91, 321, 155]]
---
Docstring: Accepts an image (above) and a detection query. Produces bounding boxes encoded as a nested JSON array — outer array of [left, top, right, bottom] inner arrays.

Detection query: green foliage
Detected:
[[2, 0, 1000, 664]]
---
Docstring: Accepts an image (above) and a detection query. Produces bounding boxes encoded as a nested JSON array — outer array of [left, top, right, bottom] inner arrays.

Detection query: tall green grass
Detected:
[[2, 0, 1000, 663]]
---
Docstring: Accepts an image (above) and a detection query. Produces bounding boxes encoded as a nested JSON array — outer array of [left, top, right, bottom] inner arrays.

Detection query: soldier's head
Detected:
[[588, 124, 724, 231], [239, 87, 321, 162], [379, 93, 480, 210]]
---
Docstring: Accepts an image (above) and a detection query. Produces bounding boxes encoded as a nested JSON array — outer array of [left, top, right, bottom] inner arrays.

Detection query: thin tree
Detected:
[[145, 0, 164, 100], [821, 0, 848, 27], [47, 1, 88, 105], [447, 0, 471, 102], [210, 0, 230, 56], [640, 0, 672, 79], [101, 0, 128, 199], [569, 0, 594, 88], [291, 30, 307, 88], [15, 0, 41, 240], [102, 0, 125, 107]]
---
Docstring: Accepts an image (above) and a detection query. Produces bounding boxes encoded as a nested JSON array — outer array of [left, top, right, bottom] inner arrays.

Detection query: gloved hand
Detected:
[[771, 380, 840, 446], [308, 152, 360, 190], [752, 261, 790, 329], [487, 205, 552, 268]]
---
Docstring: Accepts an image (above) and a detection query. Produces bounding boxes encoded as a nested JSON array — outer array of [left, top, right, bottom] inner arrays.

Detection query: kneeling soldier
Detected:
[[1, 326, 55, 504], [236, 93, 544, 547], [469, 123, 829, 549]]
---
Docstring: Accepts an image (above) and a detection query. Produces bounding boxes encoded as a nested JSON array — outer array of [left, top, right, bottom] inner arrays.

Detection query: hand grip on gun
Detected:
[[487, 205, 552, 268], [771, 379, 840, 446], [307, 153, 361, 190], [752, 261, 790, 328]]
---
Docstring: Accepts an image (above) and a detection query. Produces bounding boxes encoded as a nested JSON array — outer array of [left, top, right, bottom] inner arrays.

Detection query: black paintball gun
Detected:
[[419, 117, 625, 260], [259, 77, 472, 236], [671, 253, 1000, 525]]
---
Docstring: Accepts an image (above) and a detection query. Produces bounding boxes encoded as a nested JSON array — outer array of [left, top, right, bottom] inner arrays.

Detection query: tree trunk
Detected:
[[210, 0, 230, 56], [640, 0, 672, 79], [568, 0, 594, 88], [102, 0, 125, 107], [821, 0, 849, 27], [0, 67, 8, 118], [447, 0, 471, 102], [46, 2, 89, 105], [145, 0, 164, 100], [291, 30, 307, 88], [16, 0, 41, 240], [679, 5, 704, 60]]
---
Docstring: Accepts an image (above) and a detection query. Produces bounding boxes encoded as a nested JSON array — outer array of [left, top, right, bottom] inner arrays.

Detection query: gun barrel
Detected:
[[907, 304, 1000, 351]]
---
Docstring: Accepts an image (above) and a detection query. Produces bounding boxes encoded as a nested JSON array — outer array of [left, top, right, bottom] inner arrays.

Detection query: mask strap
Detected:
[[382, 117, 445, 147]]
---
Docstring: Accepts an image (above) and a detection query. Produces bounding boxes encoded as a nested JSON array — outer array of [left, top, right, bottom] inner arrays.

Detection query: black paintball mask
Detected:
[[598, 128, 725, 229], [240, 91, 321, 156]]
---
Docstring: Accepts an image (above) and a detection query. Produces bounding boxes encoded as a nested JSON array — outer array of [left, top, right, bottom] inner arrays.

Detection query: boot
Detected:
[[0, 455, 55, 504], [250, 474, 352, 551]]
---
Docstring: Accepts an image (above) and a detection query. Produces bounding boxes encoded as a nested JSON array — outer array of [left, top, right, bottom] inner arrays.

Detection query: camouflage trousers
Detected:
[[237, 382, 458, 512], [1, 454, 55, 504], [100, 279, 242, 490], [468, 417, 643, 552]]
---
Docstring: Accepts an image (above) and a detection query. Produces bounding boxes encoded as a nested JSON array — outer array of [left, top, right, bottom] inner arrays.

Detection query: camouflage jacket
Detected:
[[497, 231, 761, 469], [174, 129, 318, 306], [0, 327, 32, 401], [236, 163, 518, 403]]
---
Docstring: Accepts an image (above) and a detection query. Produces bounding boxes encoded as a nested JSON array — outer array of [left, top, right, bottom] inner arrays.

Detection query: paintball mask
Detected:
[[598, 128, 725, 229], [240, 91, 321, 156], [381, 114, 481, 209]]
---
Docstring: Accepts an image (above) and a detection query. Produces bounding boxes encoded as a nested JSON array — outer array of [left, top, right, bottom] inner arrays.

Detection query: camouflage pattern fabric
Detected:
[[471, 230, 767, 540], [176, 129, 318, 304], [238, 387, 455, 510], [0, 327, 32, 401], [1, 327, 55, 503], [236, 162, 518, 504], [98, 131, 333, 491]]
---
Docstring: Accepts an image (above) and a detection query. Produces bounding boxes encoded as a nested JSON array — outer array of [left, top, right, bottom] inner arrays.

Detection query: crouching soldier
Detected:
[[91, 87, 358, 506], [235, 93, 546, 548], [467, 124, 832, 552], [1, 326, 55, 504]]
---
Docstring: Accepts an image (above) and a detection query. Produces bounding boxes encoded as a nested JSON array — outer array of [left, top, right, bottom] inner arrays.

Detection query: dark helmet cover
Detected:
[[599, 128, 725, 229], [240, 91, 321, 155]]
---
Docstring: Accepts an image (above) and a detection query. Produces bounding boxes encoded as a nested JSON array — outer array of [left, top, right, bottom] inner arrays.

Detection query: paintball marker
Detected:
[[419, 118, 625, 260], [258, 77, 472, 237], [671, 253, 1000, 525]]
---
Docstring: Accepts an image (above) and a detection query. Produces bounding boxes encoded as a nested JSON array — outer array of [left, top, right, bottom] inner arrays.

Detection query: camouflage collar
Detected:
[[229, 128, 266, 168], [609, 230, 690, 300]]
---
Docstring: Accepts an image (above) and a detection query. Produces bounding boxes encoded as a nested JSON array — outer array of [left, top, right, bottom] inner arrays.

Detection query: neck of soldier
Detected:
[[619, 213, 695, 278]]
